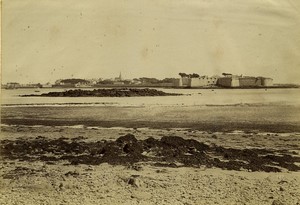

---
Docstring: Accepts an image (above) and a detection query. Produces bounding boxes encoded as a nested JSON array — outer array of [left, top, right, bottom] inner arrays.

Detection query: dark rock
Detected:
[[272, 200, 284, 205], [65, 170, 80, 177], [127, 175, 142, 187], [21, 88, 182, 97], [116, 134, 138, 144]]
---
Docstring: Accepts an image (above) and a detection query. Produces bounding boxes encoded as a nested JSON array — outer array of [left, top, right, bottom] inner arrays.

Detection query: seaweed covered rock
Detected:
[[1, 134, 299, 172], [21, 88, 182, 97]]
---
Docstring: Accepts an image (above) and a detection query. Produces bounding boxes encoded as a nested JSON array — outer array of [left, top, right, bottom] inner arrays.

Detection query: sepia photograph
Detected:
[[1, 0, 300, 204]]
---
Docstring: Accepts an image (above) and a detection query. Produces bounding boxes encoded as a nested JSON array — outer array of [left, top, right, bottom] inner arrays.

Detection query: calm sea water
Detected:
[[1, 88, 300, 107]]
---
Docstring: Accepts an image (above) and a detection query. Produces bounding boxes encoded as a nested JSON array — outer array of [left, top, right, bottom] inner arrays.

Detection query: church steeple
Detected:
[[119, 72, 122, 80]]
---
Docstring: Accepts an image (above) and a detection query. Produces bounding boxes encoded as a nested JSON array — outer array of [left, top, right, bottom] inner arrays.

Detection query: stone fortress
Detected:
[[175, 73, 273, 88]]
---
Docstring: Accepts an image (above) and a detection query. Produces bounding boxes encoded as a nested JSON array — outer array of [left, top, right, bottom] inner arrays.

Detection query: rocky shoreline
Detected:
[[1, 134, 299, 172], [20, 88, 182, 97]]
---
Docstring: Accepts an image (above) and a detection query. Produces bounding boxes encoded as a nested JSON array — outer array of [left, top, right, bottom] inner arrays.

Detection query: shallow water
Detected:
[[1, 88, 300, 107]]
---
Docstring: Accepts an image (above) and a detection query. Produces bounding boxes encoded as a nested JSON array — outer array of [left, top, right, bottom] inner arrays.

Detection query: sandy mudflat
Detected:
[[0, 125, 299, 205], [2, 104, 300, 132]]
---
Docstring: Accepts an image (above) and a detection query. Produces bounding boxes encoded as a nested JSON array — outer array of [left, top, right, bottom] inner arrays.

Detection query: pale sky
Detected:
[[2, 0, 300, 84]]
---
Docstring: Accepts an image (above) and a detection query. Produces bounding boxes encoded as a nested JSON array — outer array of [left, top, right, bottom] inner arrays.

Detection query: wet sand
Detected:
[[2, 104, 300, 132]]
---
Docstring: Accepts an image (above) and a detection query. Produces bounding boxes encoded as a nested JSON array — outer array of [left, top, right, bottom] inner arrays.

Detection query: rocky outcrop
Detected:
[[21, 88, 182, 97], [1, 134, 299, 172]]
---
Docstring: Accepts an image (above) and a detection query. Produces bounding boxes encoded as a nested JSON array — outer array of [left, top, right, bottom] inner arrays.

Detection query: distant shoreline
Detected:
[[2, 85, 300, 90]]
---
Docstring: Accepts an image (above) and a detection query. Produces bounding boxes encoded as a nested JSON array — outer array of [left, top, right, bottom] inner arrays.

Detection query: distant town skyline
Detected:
[[2, 0, 300, 84]]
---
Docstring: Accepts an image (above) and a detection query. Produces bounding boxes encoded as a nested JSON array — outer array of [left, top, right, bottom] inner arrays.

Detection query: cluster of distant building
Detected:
[[3, 82, 52, 89], [2, 72, 274, 89], [52, 73, 177, 88]]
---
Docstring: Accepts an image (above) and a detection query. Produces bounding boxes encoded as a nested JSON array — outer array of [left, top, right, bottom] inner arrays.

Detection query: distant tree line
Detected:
[[178, 73, 200, 78], [60, 79, 89, 84], [138, 77, 177, 84], [222, 73, 232, 76]]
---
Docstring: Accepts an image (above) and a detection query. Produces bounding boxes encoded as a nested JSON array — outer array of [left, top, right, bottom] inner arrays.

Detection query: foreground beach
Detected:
[[0, 125, 300, 205]]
